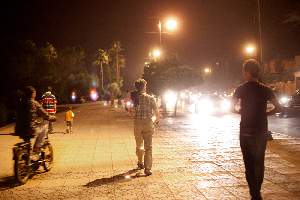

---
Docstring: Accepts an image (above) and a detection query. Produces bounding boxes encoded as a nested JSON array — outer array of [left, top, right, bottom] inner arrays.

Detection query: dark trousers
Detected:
[[240, 133, 267, 200]]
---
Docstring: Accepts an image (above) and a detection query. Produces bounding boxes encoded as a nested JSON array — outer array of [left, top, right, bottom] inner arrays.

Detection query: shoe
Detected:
[[266, 131, 273, 141], [144, 169, 152, 176], [30, 152, 40, 161], [137, 163, 144, 169]]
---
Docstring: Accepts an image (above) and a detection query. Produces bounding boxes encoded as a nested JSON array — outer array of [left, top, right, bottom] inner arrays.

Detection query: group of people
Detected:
[[15, 87, 74, 158], [14, 59, 281, 200], [132, 59, 282, 200]]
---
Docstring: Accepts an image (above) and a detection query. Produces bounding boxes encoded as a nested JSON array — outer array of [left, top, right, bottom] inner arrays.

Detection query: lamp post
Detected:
[[157, 17, 178, 46], [149, 48, 162, 62], [244, 44, 257, 58], [257, 0, 263, 63]]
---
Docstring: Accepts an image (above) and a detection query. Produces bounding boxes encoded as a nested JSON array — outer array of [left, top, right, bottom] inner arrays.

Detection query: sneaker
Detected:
[[30, 152, 40, 162], [266, 131, 273, 141], [137, 163, 144, 169], [144, 169, 152, 176]]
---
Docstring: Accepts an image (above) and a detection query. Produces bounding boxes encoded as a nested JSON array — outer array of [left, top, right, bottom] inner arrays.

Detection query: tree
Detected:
[[108, 41, 125, 84], [94, 49, 108, 91], [143, 55, 203, 116], [143, 55, 203, 94]]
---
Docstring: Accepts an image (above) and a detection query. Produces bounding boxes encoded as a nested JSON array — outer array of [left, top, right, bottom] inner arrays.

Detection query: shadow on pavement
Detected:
[[0, 176, 18, 190], [0, 133, 13, 135], [85, 168, 145, 187]]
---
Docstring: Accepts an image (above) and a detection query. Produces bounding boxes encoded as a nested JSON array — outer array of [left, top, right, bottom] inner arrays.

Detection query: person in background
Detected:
[[65, 105, 74, 134], [41, 87, 57, 134], [232, 59, 282, 200], [133, 78, 160, 176]]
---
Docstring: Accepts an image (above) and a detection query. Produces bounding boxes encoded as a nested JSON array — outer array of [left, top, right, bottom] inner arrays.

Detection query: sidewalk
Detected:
[[0, 102, 299, 200]]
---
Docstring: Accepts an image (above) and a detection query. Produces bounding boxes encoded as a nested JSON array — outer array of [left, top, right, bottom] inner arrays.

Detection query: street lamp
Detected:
[[149, 48, 162, 61], [244, 44, 257, 57], [204, 67, 211, 74], [158, 17, 179, 46], [165, 18, 178, 32]]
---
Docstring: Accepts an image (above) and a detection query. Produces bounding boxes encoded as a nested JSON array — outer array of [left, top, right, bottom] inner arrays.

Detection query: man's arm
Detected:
[[267, 97, 282, 116], [231, 96, 241, 114], [152, 97, 160, 123], [35, 101, 51, 120]]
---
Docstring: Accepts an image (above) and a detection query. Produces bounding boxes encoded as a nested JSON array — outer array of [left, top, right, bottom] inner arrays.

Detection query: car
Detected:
[[192, 93, 232, 115], [279, 89, 300, 117]]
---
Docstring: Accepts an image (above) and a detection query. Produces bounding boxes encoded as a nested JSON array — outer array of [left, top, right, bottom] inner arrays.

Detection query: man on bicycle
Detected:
[[15, 86, 55, 158]]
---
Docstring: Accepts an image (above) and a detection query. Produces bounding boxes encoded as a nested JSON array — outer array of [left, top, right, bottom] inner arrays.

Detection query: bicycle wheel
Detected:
[[14, 149, 30, 184], [42, 142, 53, 171]]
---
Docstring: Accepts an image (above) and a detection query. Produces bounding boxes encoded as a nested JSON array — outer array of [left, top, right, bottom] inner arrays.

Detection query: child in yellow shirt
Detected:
[[65, 106, 74, 134]]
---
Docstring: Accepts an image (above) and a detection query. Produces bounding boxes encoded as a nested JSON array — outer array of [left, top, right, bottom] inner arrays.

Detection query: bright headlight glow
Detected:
[[126, 101, 132, 107], [180, 92, 187, 99], [279, 96, 290, 105], [71, 92, 76, 102], [198, 98, 214, 114], [190, 94, 198, 103], [221, 99, 231, 112], [90, 89, 99, 101], [164, 91, 177, 105], [164, 91, 177, 111]]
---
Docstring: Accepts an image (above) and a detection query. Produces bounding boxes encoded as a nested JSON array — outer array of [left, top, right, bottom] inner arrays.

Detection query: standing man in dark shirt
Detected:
[[232, 59, 282, 200]]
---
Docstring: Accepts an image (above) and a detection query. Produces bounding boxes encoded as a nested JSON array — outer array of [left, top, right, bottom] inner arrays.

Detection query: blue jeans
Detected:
[[240, 132, 267, 200], [33, 123, 48, 149]]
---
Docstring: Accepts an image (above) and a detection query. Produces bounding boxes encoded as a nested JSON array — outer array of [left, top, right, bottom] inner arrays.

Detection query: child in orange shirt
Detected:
[[65, 106, 74, 134]]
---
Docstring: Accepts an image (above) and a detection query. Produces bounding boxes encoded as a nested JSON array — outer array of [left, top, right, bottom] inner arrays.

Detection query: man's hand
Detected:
[[231, 97, 241, 114], [267, 98, 282, 116], [48, 116, 56, 122]]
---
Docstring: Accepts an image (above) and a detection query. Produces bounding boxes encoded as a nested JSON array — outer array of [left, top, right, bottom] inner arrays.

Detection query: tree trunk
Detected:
[[100, 61, 104, 90]]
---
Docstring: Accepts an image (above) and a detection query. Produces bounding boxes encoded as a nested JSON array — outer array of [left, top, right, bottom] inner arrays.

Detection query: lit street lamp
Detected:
[[204, 67, 211, 74], [158, 17, 179, 46], [165, 18, 178, 32], [244, 44, 257, 57], [149, 48, 162, 61]]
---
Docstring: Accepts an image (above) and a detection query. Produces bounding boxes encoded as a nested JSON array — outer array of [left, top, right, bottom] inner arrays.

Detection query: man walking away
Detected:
[[41, 87, 57, 134], [133, 78, 159, 176], [232, 59, 282, 200]]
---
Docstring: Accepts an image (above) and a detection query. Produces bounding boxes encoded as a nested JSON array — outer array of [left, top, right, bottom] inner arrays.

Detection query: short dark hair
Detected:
[[243, 59, 260, 78], [134, 78, 147, 92], [23, 86, 36, 99]]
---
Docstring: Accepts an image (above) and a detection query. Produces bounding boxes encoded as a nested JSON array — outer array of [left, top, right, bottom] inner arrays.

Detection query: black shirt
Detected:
[[233, 81, 275, 134]]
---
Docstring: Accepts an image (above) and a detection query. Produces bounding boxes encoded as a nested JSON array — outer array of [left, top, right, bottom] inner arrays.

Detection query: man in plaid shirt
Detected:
[[133, 78, 159, 176]]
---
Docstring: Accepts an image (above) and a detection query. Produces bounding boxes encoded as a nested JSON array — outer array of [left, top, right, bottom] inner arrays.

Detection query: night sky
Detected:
[[2, 0, 300, 87]]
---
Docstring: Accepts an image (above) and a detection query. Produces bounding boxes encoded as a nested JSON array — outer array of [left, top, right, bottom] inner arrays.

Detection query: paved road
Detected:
[[0, 102, 299, 199], [269, 116, 300, 138]]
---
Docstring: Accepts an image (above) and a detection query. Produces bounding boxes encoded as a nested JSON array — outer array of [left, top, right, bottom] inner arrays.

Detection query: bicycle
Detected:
[[12, 122, 54, 185]]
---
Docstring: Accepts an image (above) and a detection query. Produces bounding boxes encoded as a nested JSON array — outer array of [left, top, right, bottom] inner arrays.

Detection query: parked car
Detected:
[[279, 89, 300, 117], [192, 93, 232, 115]]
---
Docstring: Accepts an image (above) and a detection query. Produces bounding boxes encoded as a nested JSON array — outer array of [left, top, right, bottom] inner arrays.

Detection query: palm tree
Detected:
[[95, 49, 108, 90], [109, 41, 124, 83]]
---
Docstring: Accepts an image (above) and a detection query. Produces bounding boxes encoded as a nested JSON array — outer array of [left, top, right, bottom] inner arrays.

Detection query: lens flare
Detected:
[[71, 92, 76, 102], [90, 89, 99, 101]]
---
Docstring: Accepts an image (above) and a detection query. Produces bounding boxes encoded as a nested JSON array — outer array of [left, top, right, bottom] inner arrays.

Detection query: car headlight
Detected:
[[279, 96, 291, 105], [164, 91, 177, 105], [198, 98, 214, 113], [221, 99, 231, 112], [126, 101, 132, 107]]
